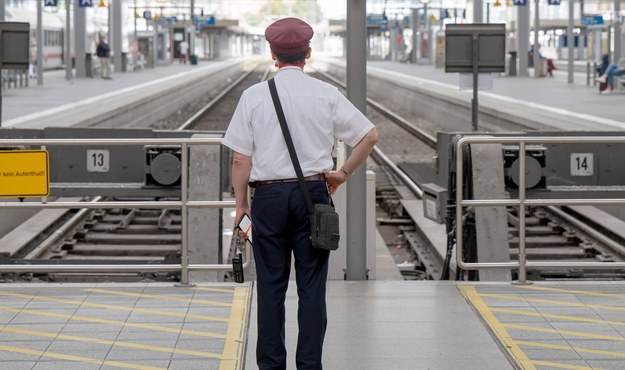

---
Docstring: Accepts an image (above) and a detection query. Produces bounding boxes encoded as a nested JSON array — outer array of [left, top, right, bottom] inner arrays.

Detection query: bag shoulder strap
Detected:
[[267, 78, 315, 216]]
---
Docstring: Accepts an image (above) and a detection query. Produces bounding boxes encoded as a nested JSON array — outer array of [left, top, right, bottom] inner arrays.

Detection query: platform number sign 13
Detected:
[[87, 149, 110, 172], [570, 153, 593, 176]]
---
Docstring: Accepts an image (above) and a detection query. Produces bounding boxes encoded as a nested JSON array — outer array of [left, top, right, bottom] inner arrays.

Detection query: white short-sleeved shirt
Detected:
[[222, 67, 375, 182]]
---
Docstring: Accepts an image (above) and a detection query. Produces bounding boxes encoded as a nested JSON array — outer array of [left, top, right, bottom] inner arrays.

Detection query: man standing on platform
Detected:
[[222, 17, 378, 370], [96, 36, 112, 80], [178, 39, 189, 64]]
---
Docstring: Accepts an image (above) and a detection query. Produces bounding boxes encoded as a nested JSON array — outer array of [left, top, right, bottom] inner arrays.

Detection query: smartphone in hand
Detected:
[[237, 214, 252, 235]]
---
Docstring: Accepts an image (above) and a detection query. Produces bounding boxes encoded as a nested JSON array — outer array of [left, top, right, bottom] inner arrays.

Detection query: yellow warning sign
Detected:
[[0, 150, 50, 197]]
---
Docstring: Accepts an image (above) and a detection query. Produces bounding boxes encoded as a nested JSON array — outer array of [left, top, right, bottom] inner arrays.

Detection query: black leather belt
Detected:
[[255, 173, 326, 186]]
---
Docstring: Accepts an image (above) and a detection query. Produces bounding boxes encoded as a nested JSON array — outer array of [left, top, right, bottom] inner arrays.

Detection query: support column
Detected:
[[474, 0, 484, 22], [113, 0, 123, 73], [518, 2, 530, 77], [533, 0, 540, 78], [345, 0, 367, 281], [411, 8, 418, 63], [568, 0, 575, 83], [188, 134, 222, 282], [37, 0, 44, 84], [615, 0, 622, 62], [65, 0, 72, 80], [74, 1, 87, 78]]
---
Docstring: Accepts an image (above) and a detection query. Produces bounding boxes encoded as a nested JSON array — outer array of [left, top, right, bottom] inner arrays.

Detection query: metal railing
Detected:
[[456, 135, 625, 284], [0, 137, 244, 285]]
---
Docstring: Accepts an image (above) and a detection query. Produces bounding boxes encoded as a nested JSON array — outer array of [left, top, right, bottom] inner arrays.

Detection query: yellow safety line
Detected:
[[220, 286, 253, 370], [531, 360, 602, 370], [458, 285, 536, 370], [480, 292, 625, 312], [0, 344, 166, 370], [0, 305, 226, 339], [0, 326, 231, 360], [514, 285, 625, 299], [503, 323, 625, 342], [83, 288, 233, 307], [0, 290, 229, 322], [194, 287, 236, 293], [490, 307, 625, 327], [518, 340, 625, 359]]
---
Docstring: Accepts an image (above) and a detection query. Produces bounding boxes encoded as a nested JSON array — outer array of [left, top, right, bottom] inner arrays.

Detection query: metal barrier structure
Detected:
[[0, 137, 244, 285], [456, 135, 625, 284]]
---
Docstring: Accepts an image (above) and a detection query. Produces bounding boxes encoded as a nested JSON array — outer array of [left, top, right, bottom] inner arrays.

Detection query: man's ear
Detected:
[[271, 51, 277, 61], [306, 47, 311, 59]]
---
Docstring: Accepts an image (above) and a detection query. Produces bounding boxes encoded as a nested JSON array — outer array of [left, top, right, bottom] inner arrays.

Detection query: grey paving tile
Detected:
[[134, 300, 190, 309], [106, 347, 173, 360], [61, 323, 120, 332], [42, 349, 110, 360], [126, 315, 186, 324], [0, 301, 30, 309], [21, 301, 80, 310], [550, 322, 621, 332], [168, 359, 221, 369], [594, 313, 625, 322], [100, 360, 171, 370], [578, 297, 625, 306], [0, 312, 18, 324], [187, 307, 231, 317], [9, 315, 69, 325], [481, 300, 534, 309], [523, 348, 584, 361], [58, 330, 120, 340], [534, 306, 602, 316], [180, 322, 228, 333], [116, 330, 180, 341], [506, 328, 565, 341], [120, 339, 178, 348], [324, 356, 514, 370], [565, 339, 625, 351], [0, 340, 51, 351], [585, 360, 625, 369], [73, 308, 132, 316], [0, 361, 37, 370], [0, 330, 57, 341], [32, 361, 100, 370], [47, 340, 112, 352], [5, 324, 65, 333], [0, 349, 40, 361], [530, 359, 592, 369], [174, 339, 224, 352], [493, 313, 550, 324]]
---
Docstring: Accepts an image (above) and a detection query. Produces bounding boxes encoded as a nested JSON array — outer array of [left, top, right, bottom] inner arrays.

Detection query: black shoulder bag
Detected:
[[267, 78, 340, 251]]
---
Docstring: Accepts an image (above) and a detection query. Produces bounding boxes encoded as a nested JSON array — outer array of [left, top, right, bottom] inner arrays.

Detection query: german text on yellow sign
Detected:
[[0, 150, 50, 197]]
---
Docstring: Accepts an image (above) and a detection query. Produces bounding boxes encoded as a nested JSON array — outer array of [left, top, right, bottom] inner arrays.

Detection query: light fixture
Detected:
[[494, 0, 503, 6]]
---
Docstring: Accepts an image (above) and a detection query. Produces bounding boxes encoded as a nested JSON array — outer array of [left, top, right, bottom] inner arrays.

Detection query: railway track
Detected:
[[4, 63, 625, 283], [315, 67, 625, 281]]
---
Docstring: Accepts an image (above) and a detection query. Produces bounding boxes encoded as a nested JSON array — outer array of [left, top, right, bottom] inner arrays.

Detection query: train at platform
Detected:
[[5, 7, 108, 71]]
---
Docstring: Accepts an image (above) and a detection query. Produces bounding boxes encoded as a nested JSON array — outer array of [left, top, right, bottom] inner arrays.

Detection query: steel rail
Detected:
[[311, 67, 437, 148], [456, 135, 625, 284], [177, 66, 260, 131]]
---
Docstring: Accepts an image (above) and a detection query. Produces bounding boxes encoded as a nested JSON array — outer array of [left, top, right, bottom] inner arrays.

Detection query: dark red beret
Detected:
[[265, 18, 313, 54]]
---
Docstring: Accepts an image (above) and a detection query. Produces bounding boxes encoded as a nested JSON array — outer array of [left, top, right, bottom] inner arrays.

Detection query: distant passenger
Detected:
[[596, 54, 610, 76], [96, 36, 112, 80], [222, 17, 378, 370], [178, 40, 189, 64], [596, 58, 625, 94]]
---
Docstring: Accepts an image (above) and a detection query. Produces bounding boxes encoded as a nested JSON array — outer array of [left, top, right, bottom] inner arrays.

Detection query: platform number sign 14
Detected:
[[570, 153, 593, 176], [87, 149, 110, 172]]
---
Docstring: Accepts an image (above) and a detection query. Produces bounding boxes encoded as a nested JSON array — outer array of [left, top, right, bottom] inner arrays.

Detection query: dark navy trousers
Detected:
[[251, 181, 330, 370]]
